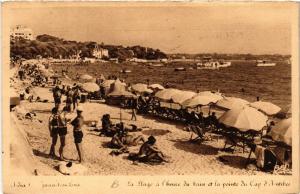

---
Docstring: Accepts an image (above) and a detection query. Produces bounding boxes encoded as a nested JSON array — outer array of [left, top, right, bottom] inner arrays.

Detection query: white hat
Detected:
[[77, 106, 83, 112]]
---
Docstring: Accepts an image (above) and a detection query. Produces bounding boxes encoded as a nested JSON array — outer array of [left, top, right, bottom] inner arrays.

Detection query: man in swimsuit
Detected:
[[137, 136, 168, 163], [48, 107, 67, 160], [110, 122, 145, 149], [71, 106, 85, 163]]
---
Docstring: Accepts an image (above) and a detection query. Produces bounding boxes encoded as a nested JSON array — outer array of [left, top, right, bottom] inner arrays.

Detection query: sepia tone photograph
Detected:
[[2, 2, 300, 193]]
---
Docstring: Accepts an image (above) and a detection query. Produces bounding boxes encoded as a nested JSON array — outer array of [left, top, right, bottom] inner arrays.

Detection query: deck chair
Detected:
[[188, 125, 207, 143]]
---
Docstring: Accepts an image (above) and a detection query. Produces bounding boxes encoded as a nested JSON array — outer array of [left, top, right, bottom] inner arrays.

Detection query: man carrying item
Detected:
[[71, 106, 85, 163], [48, 107, 67, 160]]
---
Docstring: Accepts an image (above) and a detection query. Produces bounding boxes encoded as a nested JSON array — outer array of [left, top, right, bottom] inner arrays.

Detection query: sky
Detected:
[[7, 3, 294, 55]]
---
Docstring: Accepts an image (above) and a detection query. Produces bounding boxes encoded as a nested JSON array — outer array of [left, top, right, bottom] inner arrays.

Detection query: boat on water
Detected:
[[174, 67, 186, 71], [256, 60, 276, 67], [196, 57, 231, 70]]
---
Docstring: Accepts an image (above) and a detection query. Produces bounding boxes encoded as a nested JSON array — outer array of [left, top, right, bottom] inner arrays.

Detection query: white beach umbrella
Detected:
[[82, 82, 100, 92], [216, 97, 249, 110], [218, 106, 268, 132], [250, 101, 281, 116], [171, 90, 197, 104], [155, 88, 181, 101], [268, 118, 292, 146], [131, 83, 153, 94], [181, 94, 222, 108], [149, 84, 165, 90]]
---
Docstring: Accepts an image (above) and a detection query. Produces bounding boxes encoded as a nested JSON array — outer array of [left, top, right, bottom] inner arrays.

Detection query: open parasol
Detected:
[[131, 83, 153, 94], [81, 82, 100, 93], [218, 106, 268, 132], [268, 118, 292, 146], [250, 101, 281, 116], [216, 97, 249, 110]]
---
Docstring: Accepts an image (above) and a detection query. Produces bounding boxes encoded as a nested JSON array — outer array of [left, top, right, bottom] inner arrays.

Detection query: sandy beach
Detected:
[[10, 74, 267, 176]]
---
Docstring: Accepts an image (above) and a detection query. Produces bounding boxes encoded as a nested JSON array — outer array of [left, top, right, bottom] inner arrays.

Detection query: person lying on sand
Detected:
[[129, 136, 169, 164], [110, 122, 145, 149]]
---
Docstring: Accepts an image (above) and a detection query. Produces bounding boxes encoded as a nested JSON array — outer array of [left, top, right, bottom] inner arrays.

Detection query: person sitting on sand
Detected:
[[207, 112, 218, 128], [110, 122, 145, 149], [190, 111, 200, 125], [135, 136, 168, 163], [48, 107, 67, 160], [70, 106, 85, 163], [100, 114, 116, 137]]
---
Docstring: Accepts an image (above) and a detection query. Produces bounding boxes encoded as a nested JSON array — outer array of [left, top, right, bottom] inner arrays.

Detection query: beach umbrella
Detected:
[[218, 106, 268, 132], [79, 74, 93, 82], [108, 87, 136, 98], [149, 84, 165, 90], [197, 91, 222, 97], [81, 82, 100, 92], [131, 83, 153, 94], [216, 97, 249, 110], [181, 94, 222, 108], [155, 88, 181, 101], [268, 118, 292, 146], [250, 101, 281, 116], [101, 79, 116, 88], [171, 90, 197, 104]]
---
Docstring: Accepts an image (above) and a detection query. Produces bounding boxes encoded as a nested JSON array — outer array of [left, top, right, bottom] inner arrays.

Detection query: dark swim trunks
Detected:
[[54, 98, 61, 104], [73, 130, 83, 143], [51, 127, 67, 137]]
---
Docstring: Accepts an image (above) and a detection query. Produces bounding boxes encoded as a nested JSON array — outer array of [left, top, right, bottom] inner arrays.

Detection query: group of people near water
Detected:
[[49, 83, 168, 164], [14, 60, 292, 172]]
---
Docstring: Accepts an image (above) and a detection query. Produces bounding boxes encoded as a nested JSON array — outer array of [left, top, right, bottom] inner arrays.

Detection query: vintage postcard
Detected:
[[2, 2, 299, 193]]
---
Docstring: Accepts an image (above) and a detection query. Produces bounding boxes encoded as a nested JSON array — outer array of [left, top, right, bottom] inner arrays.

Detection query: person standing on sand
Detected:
[[53, 86, 62, 108], [71, 106, 85, 163], [66, 88, 73, 112], [72, 86, 80, 111], [131, 97, 138, 121], [48, 107, 67, 160]]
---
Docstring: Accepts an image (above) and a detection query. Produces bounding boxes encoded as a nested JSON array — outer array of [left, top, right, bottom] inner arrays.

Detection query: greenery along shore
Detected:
[[11, 34, 290, 62], [10, 34, 167, 61]]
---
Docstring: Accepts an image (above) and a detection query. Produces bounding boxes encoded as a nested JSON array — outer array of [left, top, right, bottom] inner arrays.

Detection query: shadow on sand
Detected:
[[171, 139, 219, 155], [101, 141, 111, 148], [140, 114, 186, 130], [217, 155, 248, 170], [33, 149, 53, 159], [142, 128, 171, 136], [33, 149, 78, 162]]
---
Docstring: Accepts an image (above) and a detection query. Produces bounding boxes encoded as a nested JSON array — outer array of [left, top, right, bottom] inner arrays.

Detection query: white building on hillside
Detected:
[[10, 25, 34, 41], [92, 45, 109, 59]]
